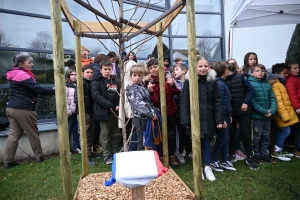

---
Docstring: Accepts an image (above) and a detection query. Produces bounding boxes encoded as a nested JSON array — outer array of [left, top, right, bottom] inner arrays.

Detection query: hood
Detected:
[[6, 67, 34, 81], [198, 69, 216, 82], [266, 73, 283, 81], [206, 69, 216, 82]]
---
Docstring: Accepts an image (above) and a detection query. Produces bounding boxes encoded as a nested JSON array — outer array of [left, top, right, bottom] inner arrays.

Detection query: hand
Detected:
[[222, 121, 227, 129], [296, 108, 300, 114], [216, 124, 223, 129], [166, 77, 174, 86], [148, 82, 155, 92], [115, 106, 119, 111], [152, 114, 157, 120], [241, 103, 248, 112]]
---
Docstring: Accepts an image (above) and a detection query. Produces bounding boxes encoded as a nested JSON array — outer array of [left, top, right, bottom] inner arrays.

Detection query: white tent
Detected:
[[228, 0, 300, 57], [230, 0, 300, 28]]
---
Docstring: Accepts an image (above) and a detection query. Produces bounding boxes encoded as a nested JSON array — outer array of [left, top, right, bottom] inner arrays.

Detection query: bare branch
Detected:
[[87, 0, 120, 42]]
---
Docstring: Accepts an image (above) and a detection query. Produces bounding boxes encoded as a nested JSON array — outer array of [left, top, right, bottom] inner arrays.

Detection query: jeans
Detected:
[[68, 114, 80, 149], [297, 115, 300, 151], [275, 126, 290, 149], [235, 128, 241, 150], [252, 119, 271, 156], [132, 117, 146, 151], [212, 115, 230, 163], [229, 114, 253, 158], [201, 136, 212, 166]]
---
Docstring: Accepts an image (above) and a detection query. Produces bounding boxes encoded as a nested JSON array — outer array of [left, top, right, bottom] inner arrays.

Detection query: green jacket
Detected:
[[248, 76, 277, 120]]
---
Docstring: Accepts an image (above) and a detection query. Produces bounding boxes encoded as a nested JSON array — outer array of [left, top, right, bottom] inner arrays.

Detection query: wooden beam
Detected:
[[161, 0, 186, 32], [74, 20, 89, 178], [186, 0, 204, 199], [156, 22, 169, 168], [60, 0, 74, 31], [49, 0, 73, 199], [80, 21, 156, 33]]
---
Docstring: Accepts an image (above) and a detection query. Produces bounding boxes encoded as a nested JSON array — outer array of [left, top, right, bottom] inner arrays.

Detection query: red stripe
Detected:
[[154, 151, 168, 177]]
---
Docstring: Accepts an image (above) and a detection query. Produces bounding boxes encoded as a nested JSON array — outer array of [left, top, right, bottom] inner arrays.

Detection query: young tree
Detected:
[[28, 31, 52, 59], [0, 30, 11, 47]]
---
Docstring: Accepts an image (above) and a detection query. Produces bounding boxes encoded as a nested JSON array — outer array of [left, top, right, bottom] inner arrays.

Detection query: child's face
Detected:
[[289, 64, 299, 76], [109, 56, 116, 63], [197, 60, 209, 76], [70, 71, 77, 82], [251, 67, 265, 79], [130, 72, 143, 84], [83, 68, 94, 80], [248, 54, 257, 67], [174, 66, 186, 79], [149, 64, 159, 77], [100, 65, 112, 79], [129, 53, 134, 60], [81, 50, 89, 58], [164, 60, 169, 66], [279, 68, 289, 79]]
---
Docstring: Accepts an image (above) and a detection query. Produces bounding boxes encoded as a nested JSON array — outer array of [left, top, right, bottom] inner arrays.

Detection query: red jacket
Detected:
[[286, 74, 300, 109], [149, 77, 181, 116]]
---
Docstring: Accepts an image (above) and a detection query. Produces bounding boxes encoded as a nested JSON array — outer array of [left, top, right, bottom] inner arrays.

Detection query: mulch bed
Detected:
[[75, 170, 195, 200]]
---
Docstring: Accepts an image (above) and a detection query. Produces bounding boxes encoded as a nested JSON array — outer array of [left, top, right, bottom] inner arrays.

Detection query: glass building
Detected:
[[0, 0, 225, 119]]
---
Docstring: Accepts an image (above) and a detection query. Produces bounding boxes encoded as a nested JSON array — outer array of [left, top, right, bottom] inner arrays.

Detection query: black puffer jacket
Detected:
[[224, 71, 254, 116], [74, 78, 93, 114], [91, 74, 120, 121], [180, 69, 224, 138]]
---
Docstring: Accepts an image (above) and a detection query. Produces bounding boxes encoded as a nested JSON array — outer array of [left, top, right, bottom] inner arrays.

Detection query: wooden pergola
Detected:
[[49, 0, 203, 199]]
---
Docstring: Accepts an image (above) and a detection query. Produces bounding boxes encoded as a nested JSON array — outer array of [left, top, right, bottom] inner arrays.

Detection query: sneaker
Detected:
[[92, 145, 103, 154], [88, 158, 97, 167], [210, 161, 224, 172], [254, 155, 263, 165], [271, 152, 291, 161], [176, 153, 186, 164], [204, 166, 216, 181], [170, 156, 180, 168], [185, 153, 193, 160], [282, 151, 294, 157], [104, 155, 113, 164], [75, 148, 82, 154], [220, 161, 236, 171], [294, 151, 300, 158], [202, 168, 205, 180], [228, 154, 237, 162], [235, 150, 246, 160], [261, 155, 276, 164], [246, 158, 258, 170]]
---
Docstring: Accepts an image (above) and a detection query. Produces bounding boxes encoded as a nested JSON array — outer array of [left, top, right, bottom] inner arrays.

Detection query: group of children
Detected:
[[67, 46, 300, 182]]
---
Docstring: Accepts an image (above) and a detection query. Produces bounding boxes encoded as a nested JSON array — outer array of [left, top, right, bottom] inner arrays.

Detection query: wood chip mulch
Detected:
[[76, 170, 194, 200]]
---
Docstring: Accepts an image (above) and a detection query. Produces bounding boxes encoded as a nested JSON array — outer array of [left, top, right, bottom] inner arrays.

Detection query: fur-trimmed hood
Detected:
[[198, 69, 216, 82]]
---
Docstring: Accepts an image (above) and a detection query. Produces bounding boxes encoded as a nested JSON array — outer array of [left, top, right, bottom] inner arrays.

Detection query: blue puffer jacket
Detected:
[[248, 76, 277, 119], [216, 77, 232, 116]]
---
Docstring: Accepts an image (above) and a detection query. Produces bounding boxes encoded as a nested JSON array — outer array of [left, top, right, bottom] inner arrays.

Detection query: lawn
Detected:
[[1, 152, 300, 200]]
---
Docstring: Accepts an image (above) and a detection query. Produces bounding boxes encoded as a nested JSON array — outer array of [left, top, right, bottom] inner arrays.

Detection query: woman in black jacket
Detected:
[[4, 54, 55, 169]]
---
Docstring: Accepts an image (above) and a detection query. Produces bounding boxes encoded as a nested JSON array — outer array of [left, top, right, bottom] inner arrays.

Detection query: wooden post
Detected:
[[156, 21, 169, 168], [130, 186, 145, 200], [74, 20, 89, 177], [49, 0, 73, 199], [186, 0, 204, 199]]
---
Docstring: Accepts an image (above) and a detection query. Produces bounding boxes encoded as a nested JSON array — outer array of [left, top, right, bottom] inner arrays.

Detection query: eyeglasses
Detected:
[[253, 70, 265, 73]]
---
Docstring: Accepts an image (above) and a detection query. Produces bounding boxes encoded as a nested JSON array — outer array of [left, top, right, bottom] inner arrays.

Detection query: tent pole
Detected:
[[229, 27, 233, 59]]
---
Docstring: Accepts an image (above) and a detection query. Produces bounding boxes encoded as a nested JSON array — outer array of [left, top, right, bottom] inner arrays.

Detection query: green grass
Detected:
[[1, 153, 300, 200]]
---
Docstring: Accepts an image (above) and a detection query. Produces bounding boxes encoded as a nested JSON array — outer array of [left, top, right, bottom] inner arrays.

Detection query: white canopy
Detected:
[[230, 0, 300, 28]]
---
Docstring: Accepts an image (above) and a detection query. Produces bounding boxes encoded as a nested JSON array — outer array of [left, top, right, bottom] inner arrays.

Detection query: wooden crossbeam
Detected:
[[60, 0, 74, 31], [161, 0, 186, 32], [80, 22, 156, 34]]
